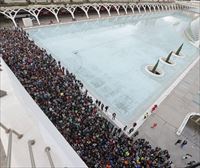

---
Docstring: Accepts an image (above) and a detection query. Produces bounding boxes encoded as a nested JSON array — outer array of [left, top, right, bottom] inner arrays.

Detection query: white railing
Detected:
[[28, 140, 36, 168], [5, 130, 12, 168], [176, 1, 200, 8], [45, 147, 55, 168], [0, 122, 57, 168], [0, 123, 23, 139], [0, 122, 23, 168]]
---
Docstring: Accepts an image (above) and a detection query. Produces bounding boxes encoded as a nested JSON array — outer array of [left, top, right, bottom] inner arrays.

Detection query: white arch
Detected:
[[153, 5, 156, 12], [63, 5, 77, 19], [44, 6, 61, 23], [174, 5, 177, 10], [112, 4, 121, 15], [156, 5, 161, 11], [160, 4, 164, 11], [176, 112, 200, 135], [171, 5, 174, 10], [35, 7, 59, 23], [0, 8, 20, 27], [102, 4, 112, 17], [23, 7, 42, 25], [121, 4, 128, 15], [0, 3, 182, 26], [141, 5, 147, 13], [147, 5, 152, 12], [90, 4, 101, 18], [79, 5, 90, 19], [135, 5, 141, 13], [128, 4, 135, 14], [173, 4, 176, 10]]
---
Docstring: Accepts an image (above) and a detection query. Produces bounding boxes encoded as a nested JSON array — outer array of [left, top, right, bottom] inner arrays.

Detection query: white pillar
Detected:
[[103, 5, 111, 16], [25, 8, 42, 25], [1, 9, 20, 27], [46, 7, 61, 23], [142, 5, 146, 13], [92, 5, 101, 18], [153, 6, 156, 12], [136, 5, 141, 13], [129, 5, 135, 14], [148, 5, 152, 12], [11, 17, 17, 27], [113, 5, 120, 15], [64, 6, 76, 19], [122, 5, 128, 15], [157, 5, 160, 12], [80, 5, 90, 19]]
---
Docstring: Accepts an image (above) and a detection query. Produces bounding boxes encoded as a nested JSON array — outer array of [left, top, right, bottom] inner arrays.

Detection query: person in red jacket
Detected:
[[151, 104, 158, 113]]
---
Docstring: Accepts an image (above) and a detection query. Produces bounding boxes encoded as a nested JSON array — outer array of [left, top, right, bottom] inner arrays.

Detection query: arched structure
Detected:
[[0, 2, 190, 27]]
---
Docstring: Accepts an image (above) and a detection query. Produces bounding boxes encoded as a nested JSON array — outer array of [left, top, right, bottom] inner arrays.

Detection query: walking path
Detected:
[[137, 60, 200, 167]]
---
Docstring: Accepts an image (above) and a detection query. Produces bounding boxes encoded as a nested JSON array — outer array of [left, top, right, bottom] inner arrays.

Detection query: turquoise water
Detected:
[[27, 12, 199, 125]]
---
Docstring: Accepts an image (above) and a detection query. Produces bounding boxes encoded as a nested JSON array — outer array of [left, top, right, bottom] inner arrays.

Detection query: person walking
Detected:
[[101, 104, 104, 111], [133, 122, 137, 127], [182, 155, 188, 160], [123, 125, 127, 131], [133, 131, 139, 137], [128, 128, 134, 134], [151, 104, 158, 113], [186, 154, 192, 157], [105, 106, 109, 112], [181, 140, 187, 148], [112, 113, 116, 120], [151, 123, 157, 128], [182, 154, 192, 160], [175, 139, 182, 145]]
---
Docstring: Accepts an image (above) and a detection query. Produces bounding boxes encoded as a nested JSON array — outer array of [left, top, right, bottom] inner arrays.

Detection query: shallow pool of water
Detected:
[[27, 12, 199, 125]]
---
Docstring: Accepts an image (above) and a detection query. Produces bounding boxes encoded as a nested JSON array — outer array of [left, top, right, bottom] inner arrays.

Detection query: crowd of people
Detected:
[[0, 27, 172, 167]]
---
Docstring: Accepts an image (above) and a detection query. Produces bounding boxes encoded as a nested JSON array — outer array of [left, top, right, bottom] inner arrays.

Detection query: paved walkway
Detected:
[[138, 60, 200, 167]]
